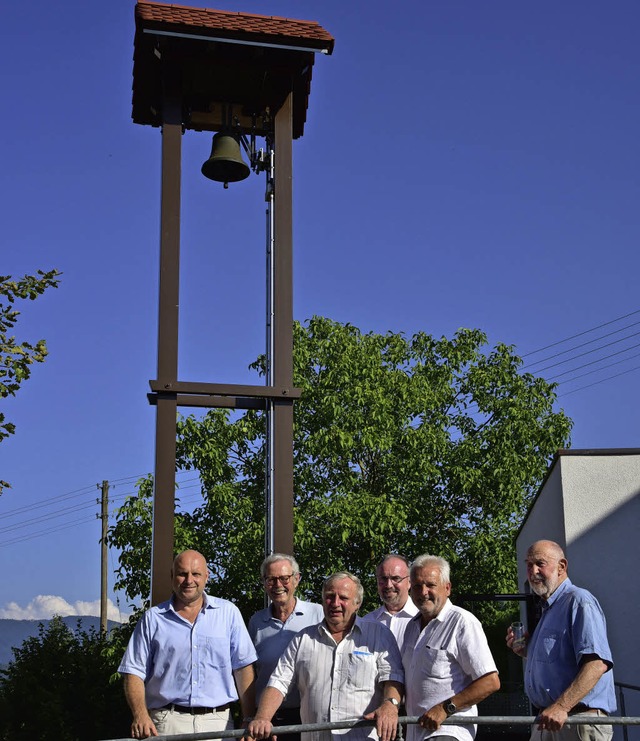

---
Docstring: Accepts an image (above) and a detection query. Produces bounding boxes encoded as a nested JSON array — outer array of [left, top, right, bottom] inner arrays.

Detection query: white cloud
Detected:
[[0, 595, 130, 622]]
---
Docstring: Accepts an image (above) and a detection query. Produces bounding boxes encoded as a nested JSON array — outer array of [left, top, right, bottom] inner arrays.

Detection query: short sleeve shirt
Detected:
[[267, 616, 404, 741], [524, 578, 616, 713], [248, 598, 324, 706], [118, 594, 257, 709], [402, 600, 498, 741]]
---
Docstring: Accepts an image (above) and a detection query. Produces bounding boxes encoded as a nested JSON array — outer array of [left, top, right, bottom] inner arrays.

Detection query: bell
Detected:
[[201, 133, 250, 184]]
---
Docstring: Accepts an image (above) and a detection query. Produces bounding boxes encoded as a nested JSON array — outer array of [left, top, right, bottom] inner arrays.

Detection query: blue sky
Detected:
[[1, 0, 639, 620]]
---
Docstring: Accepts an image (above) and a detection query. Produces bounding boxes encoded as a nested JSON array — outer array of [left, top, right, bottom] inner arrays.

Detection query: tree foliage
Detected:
[[109, 317, 572, 623], [0, 269, 60, 492], [0, 616, 129, 741]]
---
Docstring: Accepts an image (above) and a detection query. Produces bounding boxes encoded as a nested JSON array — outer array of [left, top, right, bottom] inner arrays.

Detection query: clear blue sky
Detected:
[[1, 0, 639, 620]]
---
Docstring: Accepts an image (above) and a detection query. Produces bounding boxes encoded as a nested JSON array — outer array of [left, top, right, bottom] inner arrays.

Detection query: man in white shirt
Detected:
[[402, 554, 500, 741], [247, 571, 404, 741], [364, 554, 418, 650]]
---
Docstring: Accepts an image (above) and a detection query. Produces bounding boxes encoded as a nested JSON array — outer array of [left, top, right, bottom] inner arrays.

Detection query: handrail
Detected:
[[615, 680, 640, 741], [100, 714, 640, 741]]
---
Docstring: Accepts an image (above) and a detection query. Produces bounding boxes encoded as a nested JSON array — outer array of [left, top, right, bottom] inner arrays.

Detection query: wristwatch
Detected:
[[385, 697, 400, 707], [443, 700, 457, 716]]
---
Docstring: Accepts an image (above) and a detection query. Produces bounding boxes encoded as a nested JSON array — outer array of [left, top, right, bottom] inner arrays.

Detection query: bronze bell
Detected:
[[201, 133, 250, 184]]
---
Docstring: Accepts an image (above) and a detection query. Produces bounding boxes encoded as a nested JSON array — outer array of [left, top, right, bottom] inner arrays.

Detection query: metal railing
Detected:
[[616, 681, 640, 741], [101, 713, 640, 741]]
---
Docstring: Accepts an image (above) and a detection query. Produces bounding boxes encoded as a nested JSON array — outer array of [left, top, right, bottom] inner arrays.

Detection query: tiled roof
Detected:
[[136, 0, 334, 53]]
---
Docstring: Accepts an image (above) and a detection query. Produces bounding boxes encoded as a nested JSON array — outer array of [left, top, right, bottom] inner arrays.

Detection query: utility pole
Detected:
[[98, 480, 109, 633]]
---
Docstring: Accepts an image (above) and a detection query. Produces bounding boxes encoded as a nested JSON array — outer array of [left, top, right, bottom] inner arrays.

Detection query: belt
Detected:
[[162, 703, 231, 715], [568, 704, 608, 716]]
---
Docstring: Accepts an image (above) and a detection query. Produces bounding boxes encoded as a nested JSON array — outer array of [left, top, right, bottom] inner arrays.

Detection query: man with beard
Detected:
[[364, 554, 418, 650], [247, 571, 404, 741], [402, 554, 500, 741], [248, 554, 323, 741], [507, 540, 615, 741], [118, 550, 256, 739]]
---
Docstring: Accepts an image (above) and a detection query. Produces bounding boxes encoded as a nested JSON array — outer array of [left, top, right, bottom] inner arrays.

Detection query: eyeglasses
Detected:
[[264, 574, 295, 586], [377, 575, 409, 585]]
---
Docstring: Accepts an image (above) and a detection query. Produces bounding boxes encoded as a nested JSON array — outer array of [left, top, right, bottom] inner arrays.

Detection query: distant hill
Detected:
[[0, 616, 121, 668]]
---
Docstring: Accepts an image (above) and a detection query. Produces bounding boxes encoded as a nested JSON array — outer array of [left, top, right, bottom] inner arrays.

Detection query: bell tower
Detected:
[[131, 0, 334, 602]]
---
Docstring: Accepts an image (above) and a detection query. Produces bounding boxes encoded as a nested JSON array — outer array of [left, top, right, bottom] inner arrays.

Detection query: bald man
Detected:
[[507, 540, 615, 741], [119, 550, 257, 739]]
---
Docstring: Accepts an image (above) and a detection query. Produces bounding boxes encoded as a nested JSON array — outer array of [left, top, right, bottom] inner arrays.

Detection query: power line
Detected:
[[521, 308, 640, 358], [559, 364, 640, 397], [527, 332, 640, 374], [547, 346, 640, 382], [0, 482, 205, 548], [523, 320, 640, 371]]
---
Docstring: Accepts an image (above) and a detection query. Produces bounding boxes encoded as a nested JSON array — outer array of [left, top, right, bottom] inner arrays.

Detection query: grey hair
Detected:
[[323, 571, 364, 606], [410, 554, 451, 584], [260, 553, 300, 579]]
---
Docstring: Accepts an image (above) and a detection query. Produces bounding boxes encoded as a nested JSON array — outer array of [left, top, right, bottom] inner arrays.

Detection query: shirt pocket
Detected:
[[419, 646, 450, 678], [536, 630, 562, 664], [202, 636, 231, 668], [347, 651, 377, 689]]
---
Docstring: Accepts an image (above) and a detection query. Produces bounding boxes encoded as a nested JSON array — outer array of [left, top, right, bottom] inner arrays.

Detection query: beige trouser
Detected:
[[530, 710, 612, 741], [150, 706, 233, 736]]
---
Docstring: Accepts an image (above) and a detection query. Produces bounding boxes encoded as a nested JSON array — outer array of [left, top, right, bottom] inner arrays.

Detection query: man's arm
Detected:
[[364, 680, 404, 741], [419, 672, 500, 731], [536, 655, 610, 731], [246, 686, 285, 739], [122, 673, 158, 738], [234, 663, 256, 723]]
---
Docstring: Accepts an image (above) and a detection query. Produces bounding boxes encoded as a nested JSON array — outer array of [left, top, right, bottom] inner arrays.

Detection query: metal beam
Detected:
[[149, 380, 301, 399], [271, 92, 295, 556], [151, 74, 181, 606]]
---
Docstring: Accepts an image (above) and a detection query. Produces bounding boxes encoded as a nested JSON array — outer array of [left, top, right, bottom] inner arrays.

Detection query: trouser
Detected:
[[530, 710, 612, 741], [150, 706, 233, 736], [273, 706, 303, 741]]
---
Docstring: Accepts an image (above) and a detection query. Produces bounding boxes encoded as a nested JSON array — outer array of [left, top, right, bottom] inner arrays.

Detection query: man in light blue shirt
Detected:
[[119, 549, 257, 739], [248, 553, 323, 741], [507, 540, 615, 741]]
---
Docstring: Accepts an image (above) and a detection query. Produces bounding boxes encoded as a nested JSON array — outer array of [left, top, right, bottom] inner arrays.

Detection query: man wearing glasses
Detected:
[[248, 553, 323, 740], [364, 554, 418, 650]]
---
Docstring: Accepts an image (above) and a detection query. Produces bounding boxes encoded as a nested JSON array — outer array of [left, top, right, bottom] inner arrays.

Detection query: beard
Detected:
[[529, 575, 557, 600]]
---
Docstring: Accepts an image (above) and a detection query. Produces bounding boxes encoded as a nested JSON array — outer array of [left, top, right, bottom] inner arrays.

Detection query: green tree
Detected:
[[0, 616, 130, 741], [1, 269, 60, 492], [109, 317, 572, 622]]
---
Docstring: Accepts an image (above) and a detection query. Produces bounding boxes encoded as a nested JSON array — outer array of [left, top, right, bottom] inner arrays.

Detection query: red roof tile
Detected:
[[136, 0, 334, 53], [133, 1, 333, 137]]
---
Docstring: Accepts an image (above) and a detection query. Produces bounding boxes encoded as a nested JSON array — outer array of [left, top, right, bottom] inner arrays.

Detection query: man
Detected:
[[248, 553, 324, 740], [364, 554, 418, 650], [403, 554, 500, 741], [506, 540, 615, 741], [118, 549, 257, 739], [247, 571, 404, 741]]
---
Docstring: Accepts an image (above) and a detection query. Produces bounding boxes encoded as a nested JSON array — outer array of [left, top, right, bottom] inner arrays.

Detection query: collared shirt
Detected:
[[524, 578, 616, 713], [402, 600, 498, 741], [248, 598, 324, 707], [118, 593, 257, 709], [267, 615, 404, 741], [363, 597, 419, 650]]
